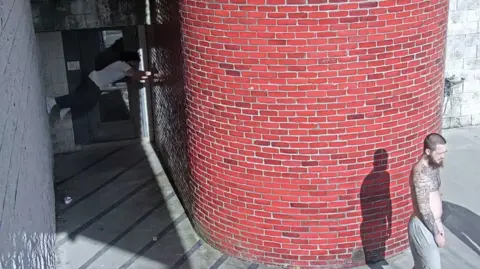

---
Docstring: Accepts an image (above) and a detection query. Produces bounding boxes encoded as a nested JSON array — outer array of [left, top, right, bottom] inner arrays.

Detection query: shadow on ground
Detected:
[[53, 143, 194, 269], [443, 200, 480, 256], [51, 0, 264, 265]]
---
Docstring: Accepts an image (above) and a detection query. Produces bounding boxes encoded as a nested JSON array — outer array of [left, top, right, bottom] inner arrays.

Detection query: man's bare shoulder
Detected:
[[412, 160, 428, 176], [411, 160, 439, 191], [410, 160, 429, 185]]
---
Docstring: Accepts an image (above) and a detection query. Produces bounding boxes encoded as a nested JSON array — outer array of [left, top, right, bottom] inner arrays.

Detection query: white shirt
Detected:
[[88, 61, 132, 89]]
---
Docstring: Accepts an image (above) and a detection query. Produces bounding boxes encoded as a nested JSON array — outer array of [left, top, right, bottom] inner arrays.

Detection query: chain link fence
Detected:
[[145, 0, 195, 217]]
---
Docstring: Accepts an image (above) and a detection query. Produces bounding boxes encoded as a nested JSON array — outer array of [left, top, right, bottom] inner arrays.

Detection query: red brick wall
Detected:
[[179, 0, 448, 268]]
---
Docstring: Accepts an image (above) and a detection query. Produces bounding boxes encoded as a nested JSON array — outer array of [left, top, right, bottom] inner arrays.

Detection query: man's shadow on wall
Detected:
[[360, 149, 392, 268], [443, 201, 480, 255]]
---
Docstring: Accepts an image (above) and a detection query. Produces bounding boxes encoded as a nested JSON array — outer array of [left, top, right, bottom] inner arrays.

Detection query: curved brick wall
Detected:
[[179, 1, 448, 268]]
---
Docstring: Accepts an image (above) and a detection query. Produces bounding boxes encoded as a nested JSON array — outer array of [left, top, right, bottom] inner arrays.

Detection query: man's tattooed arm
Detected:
[[413, 167, 440, 236]]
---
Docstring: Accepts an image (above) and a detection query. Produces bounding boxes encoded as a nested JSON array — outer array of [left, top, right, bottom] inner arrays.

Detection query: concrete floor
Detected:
[[54, 127, 480, 269]]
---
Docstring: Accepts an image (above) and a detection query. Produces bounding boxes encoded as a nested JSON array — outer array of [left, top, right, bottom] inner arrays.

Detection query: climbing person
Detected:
[[46, 51, 152, 120]]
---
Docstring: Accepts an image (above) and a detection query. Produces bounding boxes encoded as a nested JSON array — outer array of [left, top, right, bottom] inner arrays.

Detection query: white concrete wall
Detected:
[[0, 0, 56, 268], [444, 0, 480, 128], [37, 32, 78, 154]]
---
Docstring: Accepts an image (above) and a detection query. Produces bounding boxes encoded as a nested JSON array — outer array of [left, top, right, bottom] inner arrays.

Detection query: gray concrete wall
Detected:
[[444, 0, 480, 128], [31, 0, 146, 32], [37, 32, 78, 154], [0, 0, 56, 268]]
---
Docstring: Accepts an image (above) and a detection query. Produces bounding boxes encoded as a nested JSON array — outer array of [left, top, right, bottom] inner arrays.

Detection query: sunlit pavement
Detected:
[[359, 126, 480, 269], [54, 126, 480, 269]]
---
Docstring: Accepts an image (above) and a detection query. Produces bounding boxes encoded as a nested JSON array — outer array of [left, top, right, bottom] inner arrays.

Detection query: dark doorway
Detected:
[[61, 27, 142, 145]]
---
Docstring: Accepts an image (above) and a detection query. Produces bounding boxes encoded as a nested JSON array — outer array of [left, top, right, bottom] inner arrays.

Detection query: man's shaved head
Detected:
[[424, 133, 447, 152], [423, 133, 447, 168]]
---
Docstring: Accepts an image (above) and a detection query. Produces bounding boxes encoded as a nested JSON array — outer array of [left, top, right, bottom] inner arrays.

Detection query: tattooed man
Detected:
[[408, 133, 447, 269]]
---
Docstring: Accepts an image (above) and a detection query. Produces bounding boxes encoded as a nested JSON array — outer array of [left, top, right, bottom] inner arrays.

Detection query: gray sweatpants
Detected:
[[408, 216, 441, 269]]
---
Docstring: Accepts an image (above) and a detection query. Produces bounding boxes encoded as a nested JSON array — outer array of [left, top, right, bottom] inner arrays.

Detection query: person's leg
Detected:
[[47, 78, 101, 121], [80, 78, 102, 112], [408, 218, 421, 269], [54, 94, 73, 109], [53, 78, 100, 113], [408, 216, 441, 269], [54, 79, 87, 109]]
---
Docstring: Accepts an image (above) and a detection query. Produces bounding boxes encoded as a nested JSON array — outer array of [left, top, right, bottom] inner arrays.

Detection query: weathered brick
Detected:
[[459, 115, 473, 126], [0, 1, 55, 268], [461, 102, 480, 115], [445, 69, 480, 81], [449, 10, 469, 23], [447, 34, 466, 47], [462, 80, 480, 92], [465, 33, 480, 46], [458, 0, 480, 11], [442, 116, 453, 128], [471, 113, 480, 124], [446, 45, 477, 61], [444, 104, 462, 117], [178, 0, 448, 267], [468, 10, 480, 21], [464, 57, 480, 69], [446, 58, 466, 69], [445, 1, 480, 129], [466, 46, 479, 58], [447, 21, 479, 35]]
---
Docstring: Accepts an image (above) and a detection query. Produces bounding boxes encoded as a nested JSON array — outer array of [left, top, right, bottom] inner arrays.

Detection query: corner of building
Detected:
[[0, 0, 56, 268], [443, 0, 480, 128]]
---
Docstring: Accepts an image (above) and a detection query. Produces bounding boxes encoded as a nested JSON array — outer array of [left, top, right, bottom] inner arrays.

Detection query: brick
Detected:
[[0, 0, 55, 268], [442, 117, 452, 128], [445, 70, 480, 80], [464, 57, 480, 69], [465, 33, 480, 46], [443, 103, 462, 117], [449, 11, 469, 23], [468, 10, 480, 21], [471, 113, 480, 124], [461, 102, 480, 115], [445, 58, 465, 69], [176, 0, 448, 267], [465, 46, 478, 58], [447, 45, 478, 64], [462, 80, 480, 92], [447, 34, 466, 47], [450, 0, 459, 11], [447, 22, 479, 35], [460, 115, 474, 125], [457, 0, 480, 11], [446, 46, 468, 61]]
